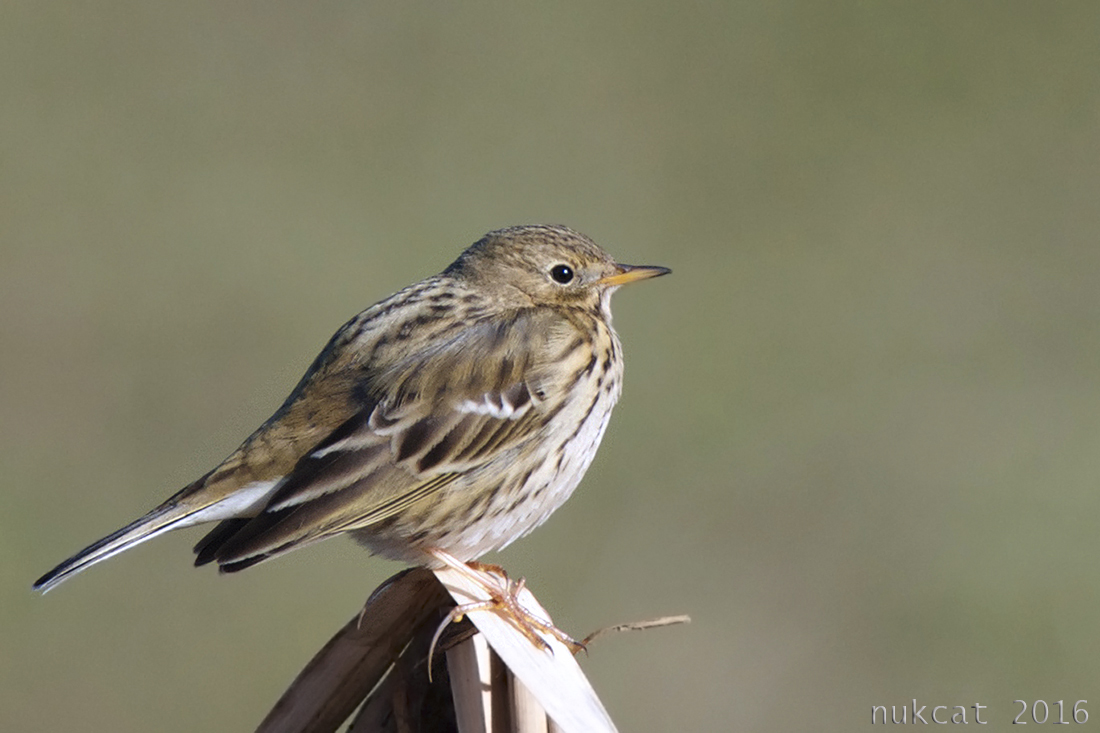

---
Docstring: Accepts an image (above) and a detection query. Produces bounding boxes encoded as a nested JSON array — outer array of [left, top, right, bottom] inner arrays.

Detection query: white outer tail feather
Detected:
[[33, 480, 280, 593]]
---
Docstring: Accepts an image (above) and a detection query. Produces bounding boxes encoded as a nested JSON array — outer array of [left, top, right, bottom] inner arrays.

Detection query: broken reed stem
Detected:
[[256, 568, 689, 733], [581, 614, 692, 647]]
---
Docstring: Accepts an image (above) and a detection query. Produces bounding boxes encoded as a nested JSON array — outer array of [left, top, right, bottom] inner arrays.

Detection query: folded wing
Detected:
[[196, 310, 569, 571]]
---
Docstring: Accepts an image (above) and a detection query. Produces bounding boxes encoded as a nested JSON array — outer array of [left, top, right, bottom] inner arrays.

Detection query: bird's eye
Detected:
[[550, 264, 574, 284]]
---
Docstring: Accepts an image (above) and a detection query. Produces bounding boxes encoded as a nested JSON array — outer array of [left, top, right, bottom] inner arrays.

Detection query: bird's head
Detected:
[[447, 224, 670, 313]]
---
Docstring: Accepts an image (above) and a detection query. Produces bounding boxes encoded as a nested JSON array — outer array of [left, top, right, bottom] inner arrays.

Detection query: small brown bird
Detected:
[[34, 225, 669, 594]]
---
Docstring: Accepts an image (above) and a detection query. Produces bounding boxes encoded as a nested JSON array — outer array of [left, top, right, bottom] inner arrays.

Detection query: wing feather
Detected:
[[201, 309, 578, 568]]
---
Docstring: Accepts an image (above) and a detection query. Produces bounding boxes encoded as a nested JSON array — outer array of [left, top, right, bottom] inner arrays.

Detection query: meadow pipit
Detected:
[[34, 225, 669, 604]]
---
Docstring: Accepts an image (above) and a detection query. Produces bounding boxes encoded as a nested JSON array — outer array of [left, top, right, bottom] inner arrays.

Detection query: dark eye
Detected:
[[550, 264, 574, 284]]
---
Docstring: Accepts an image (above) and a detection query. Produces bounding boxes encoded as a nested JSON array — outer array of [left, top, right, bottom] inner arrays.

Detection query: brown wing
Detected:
[[196, 310, 577, 571]]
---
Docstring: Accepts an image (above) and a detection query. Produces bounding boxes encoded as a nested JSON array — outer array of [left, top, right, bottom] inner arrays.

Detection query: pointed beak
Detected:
[[596, 263, 672, 287]]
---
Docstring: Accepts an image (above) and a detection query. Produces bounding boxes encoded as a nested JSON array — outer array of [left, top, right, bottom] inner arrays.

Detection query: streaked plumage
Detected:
[[34, 225, 669, 592]]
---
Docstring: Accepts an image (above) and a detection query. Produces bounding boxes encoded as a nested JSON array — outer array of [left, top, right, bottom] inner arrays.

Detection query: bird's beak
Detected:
[[596, 263, 672, 287]]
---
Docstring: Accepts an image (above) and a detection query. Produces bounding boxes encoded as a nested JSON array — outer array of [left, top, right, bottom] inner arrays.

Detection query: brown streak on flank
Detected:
[[465, 482, 496, 519], [507, 466, 538, 513], [582, 350, 599, 377], [405, 529, 430, 545], [599, 351, 613, 376], [561, 386, 604, 448], [562, 348, 598, 386], [482, 479, 507, 512]]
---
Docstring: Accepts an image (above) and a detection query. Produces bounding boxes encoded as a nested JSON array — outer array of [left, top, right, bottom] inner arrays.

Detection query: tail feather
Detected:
[[33, 505, 188, 593], [33, 476, 283, 592]]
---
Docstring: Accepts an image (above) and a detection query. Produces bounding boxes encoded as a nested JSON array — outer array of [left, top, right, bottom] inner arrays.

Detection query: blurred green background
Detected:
[[5, 1, 1100, 730]]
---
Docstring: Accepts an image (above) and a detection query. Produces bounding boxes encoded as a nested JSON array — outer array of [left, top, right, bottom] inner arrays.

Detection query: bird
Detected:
[[33, 225, 670, 598]]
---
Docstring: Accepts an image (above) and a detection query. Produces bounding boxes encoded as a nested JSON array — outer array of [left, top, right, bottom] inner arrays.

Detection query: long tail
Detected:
[[33, 504, 198, 593], [33, 474, 282, 593]]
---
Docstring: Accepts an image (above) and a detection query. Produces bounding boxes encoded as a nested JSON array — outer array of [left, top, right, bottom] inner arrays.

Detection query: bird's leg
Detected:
[[427, 548, 585, 655], [465, 559, 508, 577]]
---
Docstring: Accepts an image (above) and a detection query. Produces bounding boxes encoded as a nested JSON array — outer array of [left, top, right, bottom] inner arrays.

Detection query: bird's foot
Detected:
[[426, 549, 585, 670]]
